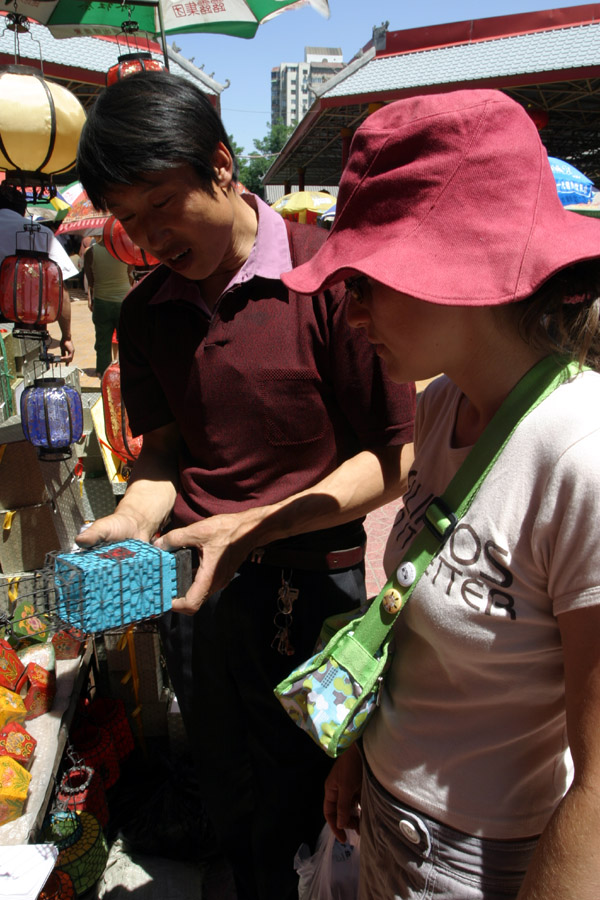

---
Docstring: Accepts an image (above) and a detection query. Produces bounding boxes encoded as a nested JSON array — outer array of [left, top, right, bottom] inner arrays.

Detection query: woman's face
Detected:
[[345, 276, 465, 383]]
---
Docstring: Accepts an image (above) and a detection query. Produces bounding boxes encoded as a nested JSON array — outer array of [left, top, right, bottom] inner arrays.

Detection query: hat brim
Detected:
[[282, 201, 600, 306]]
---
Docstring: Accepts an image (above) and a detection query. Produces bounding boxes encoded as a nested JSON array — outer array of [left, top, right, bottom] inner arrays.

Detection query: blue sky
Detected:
[[169, 1, 589, 154]]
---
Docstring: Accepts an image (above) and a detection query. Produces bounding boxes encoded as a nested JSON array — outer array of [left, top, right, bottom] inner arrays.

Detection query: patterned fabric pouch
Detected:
[[275, 356, 579, 758]]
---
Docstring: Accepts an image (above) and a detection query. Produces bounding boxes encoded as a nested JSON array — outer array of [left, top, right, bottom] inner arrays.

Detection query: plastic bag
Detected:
[[295, 822, 360, 900]]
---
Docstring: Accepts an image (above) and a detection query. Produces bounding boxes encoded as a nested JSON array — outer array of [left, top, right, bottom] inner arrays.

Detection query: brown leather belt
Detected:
[[247, 543, 365, 572]]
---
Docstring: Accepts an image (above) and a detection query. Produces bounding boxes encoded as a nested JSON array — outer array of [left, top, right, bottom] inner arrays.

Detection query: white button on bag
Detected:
[[399, 819, 421, 844], [396, 561, 416, 587]]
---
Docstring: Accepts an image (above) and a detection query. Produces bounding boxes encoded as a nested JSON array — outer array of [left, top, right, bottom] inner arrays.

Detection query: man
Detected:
[[83, 234, 133, 375], [0, 184, 76, 363], [76, 72, 415, 900]]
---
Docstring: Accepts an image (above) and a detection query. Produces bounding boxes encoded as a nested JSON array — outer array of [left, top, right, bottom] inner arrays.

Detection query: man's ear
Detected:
[[213, 142, 234, 190]]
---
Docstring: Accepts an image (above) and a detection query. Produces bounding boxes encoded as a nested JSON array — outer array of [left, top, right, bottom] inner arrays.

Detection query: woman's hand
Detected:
[[323, 742, 363, 843]]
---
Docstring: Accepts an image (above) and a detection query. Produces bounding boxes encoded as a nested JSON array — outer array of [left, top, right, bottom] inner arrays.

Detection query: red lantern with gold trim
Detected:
[[0, 224, 62, 328], [101, 361, 143, 462], [102, 215, 159, 268], [106, 52, 164, 87]]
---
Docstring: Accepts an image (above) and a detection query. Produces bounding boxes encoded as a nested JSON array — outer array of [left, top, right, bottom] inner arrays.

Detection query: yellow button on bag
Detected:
[[382, 589, 403, 615]]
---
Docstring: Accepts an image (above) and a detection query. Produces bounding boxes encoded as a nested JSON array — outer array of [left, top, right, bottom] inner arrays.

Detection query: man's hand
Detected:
[[76, 511, 154, 548], [155, 511, 260, 615], [58, 288, 74, 364], [323, 741, 363, 843], [60, 335, 75, 364]]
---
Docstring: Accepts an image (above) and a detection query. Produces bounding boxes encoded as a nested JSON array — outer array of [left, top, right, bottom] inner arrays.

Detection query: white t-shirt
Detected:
[[0, 208, 78, 280], [365, 367, 600, 839]]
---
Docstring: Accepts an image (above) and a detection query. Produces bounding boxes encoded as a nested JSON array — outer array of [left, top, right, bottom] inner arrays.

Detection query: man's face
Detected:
[[104, 156, 238, 282]]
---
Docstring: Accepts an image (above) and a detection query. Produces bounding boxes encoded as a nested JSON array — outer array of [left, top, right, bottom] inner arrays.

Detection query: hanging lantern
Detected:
[[0, 67, 86, 200], [38, 869, 76, 900], [102, 216, 159, 268], [526, 106, 549, 131], [20, 378, 84, 461], [0, 223, 63, 332], [106, 51, 164, 87], [84, 696, 135, 761], [69, 722, 120, 789], [41, 809, 109, 897], [101, 361, 143, 462], [57, 764, 109, 829]]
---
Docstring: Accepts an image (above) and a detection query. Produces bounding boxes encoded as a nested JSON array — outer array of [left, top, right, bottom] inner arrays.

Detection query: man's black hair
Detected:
[[77, 71, 238, 211], [0, 183, 27, 215]]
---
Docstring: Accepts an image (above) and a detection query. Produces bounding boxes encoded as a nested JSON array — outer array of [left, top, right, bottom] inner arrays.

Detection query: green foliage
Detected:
[[231, 121, 296, 198]]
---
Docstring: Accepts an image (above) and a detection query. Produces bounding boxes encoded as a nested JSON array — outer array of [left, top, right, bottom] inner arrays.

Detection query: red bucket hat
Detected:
[[282, 89, 600, 306]]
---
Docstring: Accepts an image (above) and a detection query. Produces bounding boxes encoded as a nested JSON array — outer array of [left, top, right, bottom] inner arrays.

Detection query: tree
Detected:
[[233, 121, 296, 197]]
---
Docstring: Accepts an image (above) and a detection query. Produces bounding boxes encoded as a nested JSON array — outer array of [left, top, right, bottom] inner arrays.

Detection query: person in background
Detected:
[[83, 233, 133, 375], [0, 183, 76, 363], [283, 89, 600, 900], [75, 71, 416, 900]]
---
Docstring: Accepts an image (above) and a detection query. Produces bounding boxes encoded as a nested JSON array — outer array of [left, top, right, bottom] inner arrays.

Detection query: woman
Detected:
[[282, 90, 600, 899]]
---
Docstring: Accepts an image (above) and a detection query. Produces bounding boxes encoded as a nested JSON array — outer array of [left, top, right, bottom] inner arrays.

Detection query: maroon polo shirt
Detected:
[[118, 214, 415, 548]]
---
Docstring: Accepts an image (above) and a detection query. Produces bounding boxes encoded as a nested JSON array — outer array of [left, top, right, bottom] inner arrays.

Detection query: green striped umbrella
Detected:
[[10, 0, 330, 40]]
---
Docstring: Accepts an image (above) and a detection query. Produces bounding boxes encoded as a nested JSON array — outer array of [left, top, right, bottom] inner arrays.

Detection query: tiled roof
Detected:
[[0, 18, 224, 95], [323, 22, 600, 99]]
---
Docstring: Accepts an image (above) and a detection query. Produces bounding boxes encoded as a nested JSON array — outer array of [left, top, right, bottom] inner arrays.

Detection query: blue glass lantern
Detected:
[[20, 377, 83, 461]]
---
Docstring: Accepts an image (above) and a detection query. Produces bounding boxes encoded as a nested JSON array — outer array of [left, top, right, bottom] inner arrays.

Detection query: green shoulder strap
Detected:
[[352, 356, 582, 657]]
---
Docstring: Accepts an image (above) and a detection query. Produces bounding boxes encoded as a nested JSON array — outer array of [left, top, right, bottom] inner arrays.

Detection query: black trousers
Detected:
[[159, 559, 365, 900]]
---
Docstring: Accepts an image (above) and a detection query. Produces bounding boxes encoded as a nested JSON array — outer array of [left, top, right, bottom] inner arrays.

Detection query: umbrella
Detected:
[[55, 185, 110, 235], [317, 201, 336, 228], [272, 190, 336, 225], [548, 157, 596, 207], [11, 0, 330, 40], [565, 191, 600, 219]]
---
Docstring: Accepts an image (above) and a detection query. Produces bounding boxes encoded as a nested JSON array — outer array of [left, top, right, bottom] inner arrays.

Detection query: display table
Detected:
[[0, 641, 93, 844]]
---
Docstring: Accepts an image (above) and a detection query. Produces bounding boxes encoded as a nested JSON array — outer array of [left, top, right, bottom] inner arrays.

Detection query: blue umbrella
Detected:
[[317, 202, 336, 228], [548, 157, 596, 206]]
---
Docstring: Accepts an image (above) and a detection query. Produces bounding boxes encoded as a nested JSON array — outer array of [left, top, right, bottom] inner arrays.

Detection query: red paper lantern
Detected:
[[0, 230, 63, 327], [102, 215, 159, 268], [85, 696, 135, 761], [69, 722, 120, 789], [527, 106, 549, 131], [106, 52, 164, 87], [101, 361, 143, 462]]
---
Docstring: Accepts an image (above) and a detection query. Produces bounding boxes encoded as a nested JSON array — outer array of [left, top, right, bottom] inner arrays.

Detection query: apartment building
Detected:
[[271, 46, 344, 126]]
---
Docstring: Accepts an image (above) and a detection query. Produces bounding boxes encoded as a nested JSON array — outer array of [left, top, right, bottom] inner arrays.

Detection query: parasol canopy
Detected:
[[272, 190, 336, 225], [10, 0, 330, 40], [549, 156, 596, 207]]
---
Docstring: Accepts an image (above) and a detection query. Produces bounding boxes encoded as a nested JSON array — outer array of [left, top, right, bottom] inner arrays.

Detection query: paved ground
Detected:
[[47, 287, 102, 389]]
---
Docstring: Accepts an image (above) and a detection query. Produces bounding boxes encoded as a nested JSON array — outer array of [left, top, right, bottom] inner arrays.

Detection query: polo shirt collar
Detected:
[[149, 192, 291, 311]]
